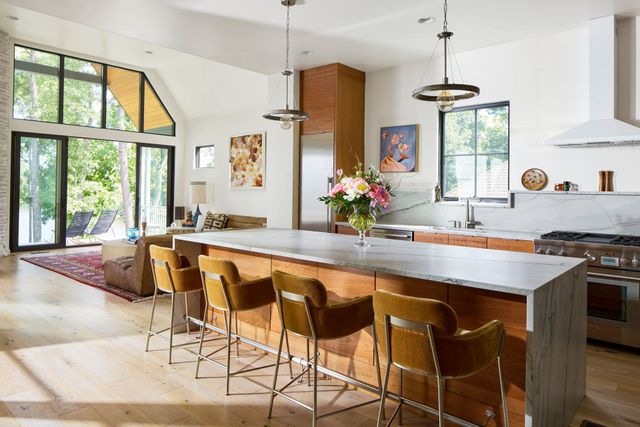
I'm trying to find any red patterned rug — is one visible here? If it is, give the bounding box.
[22,251,149,302]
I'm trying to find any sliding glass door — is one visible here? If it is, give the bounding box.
[10,134,65,250]
[137,145,172,235]
[10,132,174,251]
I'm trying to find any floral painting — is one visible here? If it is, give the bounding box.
[229,132,265,189]
[379,124,418,173]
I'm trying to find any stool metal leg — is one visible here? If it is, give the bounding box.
[399,368,403,425]
[284,330,293,379]
[312,338,319,427]
[184,293,191,335]
[372,324,385,421]
[145,287,158,352]
[377,361,391,427]
[436,376,445,427]
[234,312,240,356]
[268,328,285,419]
[498,354,510,427]
[225,310,232,395]
[168,292,176,364]
[306,338,311,385]
[195,308,208,379]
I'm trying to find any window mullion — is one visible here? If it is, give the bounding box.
[101,64,107,129]
[58,55,64,124]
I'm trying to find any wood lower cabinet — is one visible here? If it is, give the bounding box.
[487,237,535,253]
[335,224,370,236]
[448,234,488,248]
[414,231,449,245]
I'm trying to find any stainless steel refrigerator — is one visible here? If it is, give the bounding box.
[300,133,334,232]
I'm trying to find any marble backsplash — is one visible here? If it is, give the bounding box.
[379,191,640,235]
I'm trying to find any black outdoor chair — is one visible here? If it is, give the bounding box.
[66,211,94,240]
[86,209,118,240]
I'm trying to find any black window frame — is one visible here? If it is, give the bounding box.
[9,130,175,252]
[194,144,215,169]
[12,44,176,137]
[439,101,510,204]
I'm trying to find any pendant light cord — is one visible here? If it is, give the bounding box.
[285,4,290,72]
[443,0,448,32]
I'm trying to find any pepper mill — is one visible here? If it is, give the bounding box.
[598,171,614,192]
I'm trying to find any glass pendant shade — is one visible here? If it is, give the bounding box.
[263,0,310,127]
[412,0,479,110]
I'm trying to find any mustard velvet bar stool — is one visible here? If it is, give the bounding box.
[145,245,202,364]
[268,270,382,427]
[195,255,293,395]
[373,290,509,427]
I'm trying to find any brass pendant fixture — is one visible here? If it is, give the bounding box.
[263,0,309,129]
[412,0,479,112]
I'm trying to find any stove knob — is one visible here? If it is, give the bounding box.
[632,256,639,268]
[536,248,546,255]
[546,249,556,256]
[620,257,630,266]
[558,249,567,257]
[583,251,596,262]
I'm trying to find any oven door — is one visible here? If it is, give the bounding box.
[587,268,640,347]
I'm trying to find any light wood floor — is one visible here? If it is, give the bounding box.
[1,249,639,427]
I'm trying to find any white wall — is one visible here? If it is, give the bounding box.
[365,19,640,193]
[182,73,299,228]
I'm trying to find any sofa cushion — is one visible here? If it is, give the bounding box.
[203,212,228,230]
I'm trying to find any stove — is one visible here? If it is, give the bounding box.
[535,231,640,348]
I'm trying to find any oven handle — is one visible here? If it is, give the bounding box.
[588,271,640,283]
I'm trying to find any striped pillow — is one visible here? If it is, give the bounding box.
[203,212,228,230]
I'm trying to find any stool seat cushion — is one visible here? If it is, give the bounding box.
[272,270,374,340]
[150,246,201,293]
[373,289,504,379]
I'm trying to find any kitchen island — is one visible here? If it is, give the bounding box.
[174,229,586,427]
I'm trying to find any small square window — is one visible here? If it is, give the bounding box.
[195,145,215,168]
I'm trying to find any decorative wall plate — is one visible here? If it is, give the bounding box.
[521,168,548,191]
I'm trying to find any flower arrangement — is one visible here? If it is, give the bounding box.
[319,163,393,247]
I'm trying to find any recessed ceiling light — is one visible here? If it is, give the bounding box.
[301,50,314,56]
[7,15,18,21]
[417,17,435,24]
[145,50,153,54]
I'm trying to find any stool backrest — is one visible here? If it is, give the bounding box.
[198,255,241,310]
[149,245,182,293]
[272,270,328,338]
[373,290,458,376]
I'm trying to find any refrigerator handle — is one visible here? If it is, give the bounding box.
[326,176,334,233]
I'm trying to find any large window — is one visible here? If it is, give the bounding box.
[440,102,510,202]
[13,45,175,136]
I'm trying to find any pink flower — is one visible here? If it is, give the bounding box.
[368,184,390,209]
[328,184,346,197]
[336,169,343,177]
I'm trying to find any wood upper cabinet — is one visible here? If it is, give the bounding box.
[300,63,365,176]
[487,238,535,253]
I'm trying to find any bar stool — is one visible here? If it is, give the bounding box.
[268,270,382,427]
[195,255,293,395]
[373,289,509,427]
[145,245,202,364]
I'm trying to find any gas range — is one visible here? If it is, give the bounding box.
[535,230,640,348]
[534,231,640,271]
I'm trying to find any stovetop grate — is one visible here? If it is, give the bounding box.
[539,231,586,241]
[539,231,640,247]
[610,235,640,247]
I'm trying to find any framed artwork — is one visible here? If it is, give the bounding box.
[194,145,215,168]
[379,124,418,173]
[229,131,265,189]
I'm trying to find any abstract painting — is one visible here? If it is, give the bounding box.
[229,132,265,189]
[379,124,418,173]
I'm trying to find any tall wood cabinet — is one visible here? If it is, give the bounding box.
[300,63,366,175]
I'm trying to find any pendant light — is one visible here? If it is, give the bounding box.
[412,0,479,112]
[263,0,309,129]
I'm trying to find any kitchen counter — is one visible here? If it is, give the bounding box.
[176,228,579,296]
[337,221,540,241]
[174,228,586,427]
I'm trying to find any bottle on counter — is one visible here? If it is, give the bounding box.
[432,183,441,203]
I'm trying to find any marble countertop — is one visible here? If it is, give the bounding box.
[175,229,584,296]
[337,221,540,241]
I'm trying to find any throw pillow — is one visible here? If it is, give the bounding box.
[203,212,228,230]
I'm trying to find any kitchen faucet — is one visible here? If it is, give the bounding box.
[464,198,481,229]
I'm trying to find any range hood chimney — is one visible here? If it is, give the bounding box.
[546,16,640,147]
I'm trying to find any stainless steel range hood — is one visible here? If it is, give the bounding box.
[546,16,640,147]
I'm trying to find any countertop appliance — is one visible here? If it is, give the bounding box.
[535,231,640,348]
[299,133,334,233]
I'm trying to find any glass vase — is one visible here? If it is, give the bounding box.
[347,205,376,247]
